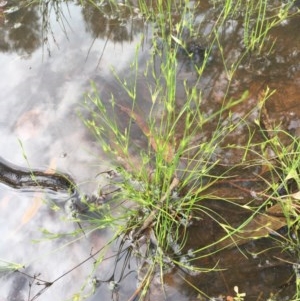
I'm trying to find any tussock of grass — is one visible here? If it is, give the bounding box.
[81,2,259,298]
[80,0,300,300]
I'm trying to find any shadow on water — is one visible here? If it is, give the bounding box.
[1,1,300,301]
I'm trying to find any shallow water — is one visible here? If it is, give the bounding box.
[0,2,146,300]
[1,1,300,301]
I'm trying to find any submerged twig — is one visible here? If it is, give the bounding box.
[117,103,175,162]
[132,177,179,239]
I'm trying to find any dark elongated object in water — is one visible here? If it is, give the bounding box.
[0,157,76,193]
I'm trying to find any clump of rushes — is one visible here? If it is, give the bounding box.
[81,0,300,299]
[82,0,251,296]
[83,69,248,299]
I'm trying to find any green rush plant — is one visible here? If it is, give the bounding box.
[83,72,249,299]
[242,0,297,55]
[77,2,297,301]
[81,3,252,298]
[210,0,299,55]
[242,88,300,301]
[79,2,300,299]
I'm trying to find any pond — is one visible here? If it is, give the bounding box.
[1,1,300,301]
